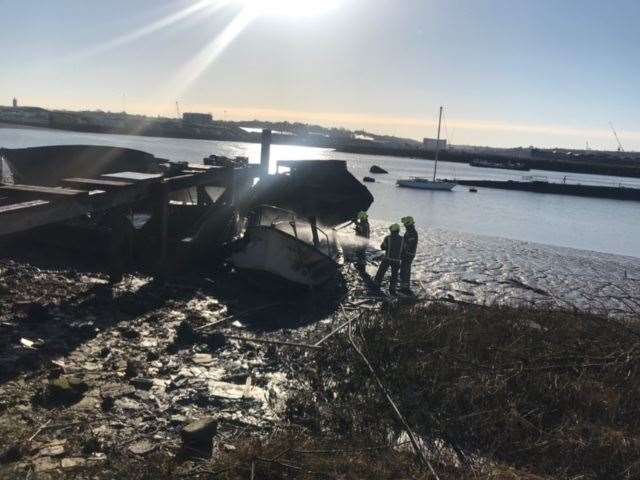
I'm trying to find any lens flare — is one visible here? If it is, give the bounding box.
[236,0,340,17]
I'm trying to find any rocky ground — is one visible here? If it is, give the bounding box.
[1,227,639,478]
[0,240,367,478]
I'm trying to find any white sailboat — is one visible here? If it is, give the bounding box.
[397,106,456,191]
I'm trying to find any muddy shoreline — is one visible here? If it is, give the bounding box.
[1,228,639,477]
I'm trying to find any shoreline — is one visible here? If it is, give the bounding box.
[338,144,640,179]
[0,240,638,478]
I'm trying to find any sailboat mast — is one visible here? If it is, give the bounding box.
[433,106,443,181]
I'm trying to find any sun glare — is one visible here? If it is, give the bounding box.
[236,0,340,17]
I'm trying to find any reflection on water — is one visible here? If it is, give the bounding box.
[1,126,639,258]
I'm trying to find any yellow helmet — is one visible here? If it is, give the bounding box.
[401,216,415,226]
[357,211,369,221]
[389,223,400,232]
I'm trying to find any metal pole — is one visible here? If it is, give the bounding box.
[260,129,271,179]
[433,106,443,182]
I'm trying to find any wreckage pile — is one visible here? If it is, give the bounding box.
[0,245,365,478]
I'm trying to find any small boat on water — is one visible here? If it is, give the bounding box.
[231,206,340,288]
[397,106,456,192]
[470,159,529,171]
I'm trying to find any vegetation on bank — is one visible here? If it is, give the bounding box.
[222,302,639,480]
[2,302,639,479]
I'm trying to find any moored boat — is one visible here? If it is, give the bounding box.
[397,177,456,190]
[470,159,530,171]
[397,106,456,191]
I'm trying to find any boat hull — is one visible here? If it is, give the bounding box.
[397,179,456,191]
[1,145,161,186]
[231,226,338,288]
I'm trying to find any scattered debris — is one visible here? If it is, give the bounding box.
[128,440,155,456]
[20,337,46,349]
[181,417,218,452]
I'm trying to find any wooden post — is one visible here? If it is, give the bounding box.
[156,181,169,283]
[196,185,211,206]
[260,129,271,179]
[309,216,320,248]
[230,168,238,206]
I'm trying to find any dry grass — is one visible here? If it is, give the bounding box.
[273,302,640,479]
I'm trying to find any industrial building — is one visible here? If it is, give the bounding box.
[183,112,213,125]
[423,137,447,150]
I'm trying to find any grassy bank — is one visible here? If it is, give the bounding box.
[2,302,639,479]
[214,302,640,479]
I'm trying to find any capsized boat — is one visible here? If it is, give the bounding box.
[241,159,373,226]
[231,206,340,288]
[0,145,162,186]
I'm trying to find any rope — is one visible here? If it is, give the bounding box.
[347,321,441,479]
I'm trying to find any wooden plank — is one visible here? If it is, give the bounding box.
[61,177,134,190]
[0,183,89,199]
[187,163,214,171]
[101,172,164,183]
[0,200,50,215]
[0,200,89,237]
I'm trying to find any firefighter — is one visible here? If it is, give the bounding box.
[400,216,418,293]
[373,223,403,294]
[354,211,370,239]
[354,211,370,269]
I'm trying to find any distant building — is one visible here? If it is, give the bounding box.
[183,112,213,125]
[12,98,17,108]
[0,106,49,126]
[423,137,447,150]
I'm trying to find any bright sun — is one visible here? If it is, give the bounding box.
[236,0,340,17]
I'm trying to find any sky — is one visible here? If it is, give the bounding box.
[1,0,640,150]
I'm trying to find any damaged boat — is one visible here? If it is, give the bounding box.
[231,159,373,288]
[231,206,340,288]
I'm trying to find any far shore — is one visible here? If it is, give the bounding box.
[3,120,640,180]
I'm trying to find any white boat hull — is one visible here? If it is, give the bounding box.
[231,226,338,288]
[397,179,456,191]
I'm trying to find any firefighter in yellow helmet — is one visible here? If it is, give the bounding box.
[354,211,370,238]
[374,223,403,294]
[400,216,418,293]
[353,211,370,269]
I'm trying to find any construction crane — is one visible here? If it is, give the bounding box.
[609,122,624,152]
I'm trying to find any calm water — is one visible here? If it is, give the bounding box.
[2,125,640,258]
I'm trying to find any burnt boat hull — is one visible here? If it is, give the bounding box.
[1,145,161,186]
[241,160,373,226]
[231,226,338,288]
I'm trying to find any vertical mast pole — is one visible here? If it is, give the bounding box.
[433,106,443,181]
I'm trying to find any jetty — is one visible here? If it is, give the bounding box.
[451,178,640,201]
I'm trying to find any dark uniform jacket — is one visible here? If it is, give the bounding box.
[355,220,370,238]
[381,232,403,262]
[402,225,418,259]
